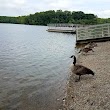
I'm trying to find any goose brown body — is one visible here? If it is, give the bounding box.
[79,47,94,53]
[85,42,97,49]
[70,55,94,81]
[71,64,94,76]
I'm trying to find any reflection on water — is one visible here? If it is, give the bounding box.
[0,23,76,110]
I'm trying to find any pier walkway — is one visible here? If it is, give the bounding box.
[47,23,86,33]
[47,23,110,44]
[76,23,110,44]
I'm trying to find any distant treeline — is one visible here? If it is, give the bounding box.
[0,10,110,25]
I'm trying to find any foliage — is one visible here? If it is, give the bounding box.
[0,10,109,25]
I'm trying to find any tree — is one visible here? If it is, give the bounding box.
[0,10,103,25]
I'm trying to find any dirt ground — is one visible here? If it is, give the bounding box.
[64,41,110,110]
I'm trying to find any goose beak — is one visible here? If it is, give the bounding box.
[70,55,74,58]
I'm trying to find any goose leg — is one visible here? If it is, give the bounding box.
[92,49,94,52]
[75,75,81,82]
[78,75,81,81]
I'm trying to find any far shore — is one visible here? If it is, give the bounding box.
[64,41,110,110]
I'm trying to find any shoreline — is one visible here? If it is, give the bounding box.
[64,41,110,110]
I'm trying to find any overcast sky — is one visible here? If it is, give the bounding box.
[0,0,110,18]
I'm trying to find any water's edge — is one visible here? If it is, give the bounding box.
[0,23,76,110]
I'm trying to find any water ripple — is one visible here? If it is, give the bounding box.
[0,23,76,110]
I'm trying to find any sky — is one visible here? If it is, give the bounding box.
[0,0,110,18]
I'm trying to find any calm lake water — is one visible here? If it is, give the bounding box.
[0,23,76,110]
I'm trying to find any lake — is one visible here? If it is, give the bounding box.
[0,23,76,110]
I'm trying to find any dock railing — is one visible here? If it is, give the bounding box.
[47,23,86,33]
[76,23,110,42]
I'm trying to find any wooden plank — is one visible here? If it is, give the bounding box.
[76,37,110,44]
[47,29,76,33]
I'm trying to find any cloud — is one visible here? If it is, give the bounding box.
[0,0,26,8]
[0,0,110,18]
[96,10,110,18]
[0,0,27,16]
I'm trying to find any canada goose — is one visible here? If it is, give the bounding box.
[70,55,94,82]
[79,47,94,54]
[85,42,97,49]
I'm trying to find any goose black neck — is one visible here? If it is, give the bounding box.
[73,62,75,66]
[73,56,76,65]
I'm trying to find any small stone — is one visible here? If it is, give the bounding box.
[63,98,65,101]
[91,102,94,106]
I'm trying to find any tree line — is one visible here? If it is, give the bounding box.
[0,10,110,25]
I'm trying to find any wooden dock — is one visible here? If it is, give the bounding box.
[47,23,110,44]
[76,23,110,44]
[47,23,86,33]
